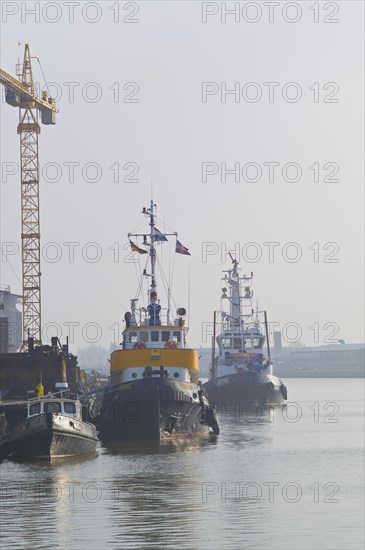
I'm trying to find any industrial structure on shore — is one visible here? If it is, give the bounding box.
[0,44,82,401]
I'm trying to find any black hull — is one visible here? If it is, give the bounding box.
[9,429,97,460]
[97,378,212,442]
[8,411,98,460]
[0,439,10,460]
[0,413,9,460]
[203,372,287,410]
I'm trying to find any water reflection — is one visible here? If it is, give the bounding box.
[1,381,363,550]
[101,434,219,456]
[217,407,276,448]
[103,435,267,549]
[6,450,98,465]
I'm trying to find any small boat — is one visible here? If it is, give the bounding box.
[7,390,98,460]
[203,255,287,409]
[96,201,219,441]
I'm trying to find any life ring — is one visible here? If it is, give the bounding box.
[164,341,178,349]
[133,342,146,350]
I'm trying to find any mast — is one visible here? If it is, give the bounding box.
[128,202,177,325]
[211,310,217,379]
[264,310,271,362]
[229,258,240,327]
[221,255,255,333]
[148,199,157,299]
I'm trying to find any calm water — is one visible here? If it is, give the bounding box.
[1,378,364,550]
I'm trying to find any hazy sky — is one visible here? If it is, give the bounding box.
[1,1,364,352]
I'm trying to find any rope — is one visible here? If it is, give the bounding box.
[33,56,51,96]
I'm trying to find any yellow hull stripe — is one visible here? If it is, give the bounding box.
[110,348,199,372]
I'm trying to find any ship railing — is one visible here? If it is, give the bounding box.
[221,316,262,328]
[135,306,185,328]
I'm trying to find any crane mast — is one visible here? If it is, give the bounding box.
[0,44,58,347]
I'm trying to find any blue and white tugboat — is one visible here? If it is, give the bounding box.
[203,256,287,409]
[97,201,219,442]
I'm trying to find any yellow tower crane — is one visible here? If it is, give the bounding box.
[0,43,58,347]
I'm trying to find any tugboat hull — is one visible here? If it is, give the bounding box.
[8,414,98,460]
[203,372,287,410]
[97,378,213,442]
[0,413,10,460]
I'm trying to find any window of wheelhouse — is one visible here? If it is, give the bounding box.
[29,403,41,416]
[44,402,61,414]
[151,331,159,342]
[129,332,137,343]
[64,402,76,415]
[222,337,232,349]
[140,331,148,343]
[244,338,261,349]
[162,331,170,342]
[172,331,181,343]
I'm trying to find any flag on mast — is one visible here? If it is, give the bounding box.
[129,239,147,254]
[175,240,191,256]
[153,227,168,242]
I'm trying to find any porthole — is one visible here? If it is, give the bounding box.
[174,372,179,378]
[132,372,137,379]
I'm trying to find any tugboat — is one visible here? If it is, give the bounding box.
[97,201,219,441]
[203,255,287,409]
[7,384,98,460]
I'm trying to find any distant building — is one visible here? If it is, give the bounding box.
[273,331,282,352]
[273,343,365,377]
[76,345,110,372]
[0,286,22,353]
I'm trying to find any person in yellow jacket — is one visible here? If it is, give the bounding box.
[36,382,44,399]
